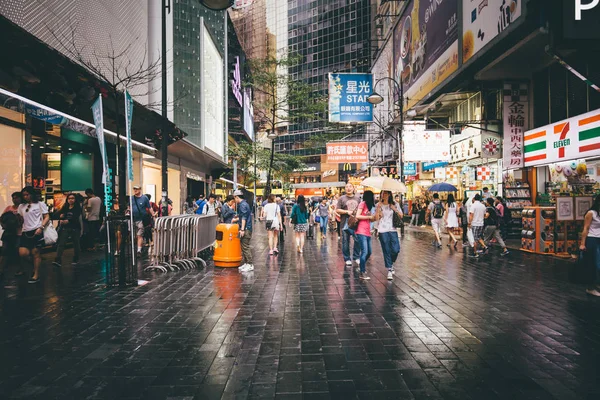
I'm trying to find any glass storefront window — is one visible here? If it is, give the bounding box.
[0,121,24,217]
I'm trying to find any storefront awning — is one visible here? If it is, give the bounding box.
[0,15,186,151]
[292,182,347,189]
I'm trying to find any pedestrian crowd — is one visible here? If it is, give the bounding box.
[0,186,104,283]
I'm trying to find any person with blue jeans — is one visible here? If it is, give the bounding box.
[234,190,254,272]
[318,198,329,239]
[375,190,403,280]
[336,183,362,266]
[580,196,600,297]
[355,190,375,280]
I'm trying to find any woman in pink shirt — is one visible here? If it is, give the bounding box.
[355,190,376,280]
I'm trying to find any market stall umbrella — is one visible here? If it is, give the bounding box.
[427,182,458,192]
[360,176,407,193]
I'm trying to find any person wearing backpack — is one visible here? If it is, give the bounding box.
[483,197,510,256]
[495,196,510,239]
[427,193,445,248]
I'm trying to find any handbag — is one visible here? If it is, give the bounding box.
[466,228,475,247]
[347,207,359,231]
[266,220,273,230]
[37,203,58,245]
[392,209,403,228]
[315,215,321,223]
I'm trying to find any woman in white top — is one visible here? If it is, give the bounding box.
[445,193,459,248]
[580,196,600,297]
[18,186,50,284]
[261,194,282,256]
[374,190,403,281]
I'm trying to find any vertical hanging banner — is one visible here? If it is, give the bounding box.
[91,95,109,186]
[125,91,134,181]
[502,82,528,170]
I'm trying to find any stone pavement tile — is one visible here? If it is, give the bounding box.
[2,227,600,399]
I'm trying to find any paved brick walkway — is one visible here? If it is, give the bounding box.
[1,225,599,399]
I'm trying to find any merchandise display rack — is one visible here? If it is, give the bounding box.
[504,186,532,238]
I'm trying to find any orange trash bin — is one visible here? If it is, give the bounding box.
[213,223,243,268]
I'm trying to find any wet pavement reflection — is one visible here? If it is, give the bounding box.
[1,226,599,399]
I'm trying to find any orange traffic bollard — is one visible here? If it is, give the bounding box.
[213,223,243,268]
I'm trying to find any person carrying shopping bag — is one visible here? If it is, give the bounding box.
[261,194,282,255]
[375,190,403,281]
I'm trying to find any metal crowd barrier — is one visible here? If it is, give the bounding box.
[145,214,219,273]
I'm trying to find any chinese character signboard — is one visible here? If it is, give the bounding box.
[393,0,459,110]
[24,104,67,125]
[328,73,373,123]
[422,161,449,171]
[326,142,369,163]
[463,0,522,63]
[403,162,417,176]
[503,82,528,170]
[523,107,600,167]
[403,122,451,162]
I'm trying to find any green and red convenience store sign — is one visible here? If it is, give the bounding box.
[523,109,600,167]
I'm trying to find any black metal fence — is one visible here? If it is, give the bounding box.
[104,215,137,287]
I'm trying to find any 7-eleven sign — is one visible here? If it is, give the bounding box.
[524,108,600,167]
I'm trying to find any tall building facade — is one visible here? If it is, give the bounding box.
[276,0,372,161]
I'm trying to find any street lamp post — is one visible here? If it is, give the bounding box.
[367,77,404,183]
[265,130,277,197]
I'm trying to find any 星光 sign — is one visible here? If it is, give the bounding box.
[328,73,373,123]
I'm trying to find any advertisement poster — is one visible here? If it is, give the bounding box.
[328,73,374,123]
[463,0,522,63]
[326,142,369,164]
[403,130,451,162]
[393,0,459,109]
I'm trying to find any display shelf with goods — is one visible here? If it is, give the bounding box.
[504,185,532,238]
[520,206,556,254]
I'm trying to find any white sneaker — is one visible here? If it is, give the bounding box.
[387,271,393,280]
[354,259,360,265]
[586,289,600,297]
[391,268,396,275]
[345,260,352,266]
[239,264,254,272]
[238,263,249,271]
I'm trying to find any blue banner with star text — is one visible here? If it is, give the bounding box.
[328,73,373,123]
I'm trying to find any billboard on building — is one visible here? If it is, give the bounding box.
[523,108,600,167]
[403,122,450,162]
[328,73,374,123]
[462,0,522,63]
[326,142,369,164]
[243,88,254,141]
[393,0,459,110]
[202,23,225,158]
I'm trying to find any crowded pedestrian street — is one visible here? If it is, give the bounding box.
[1,225,599,400]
